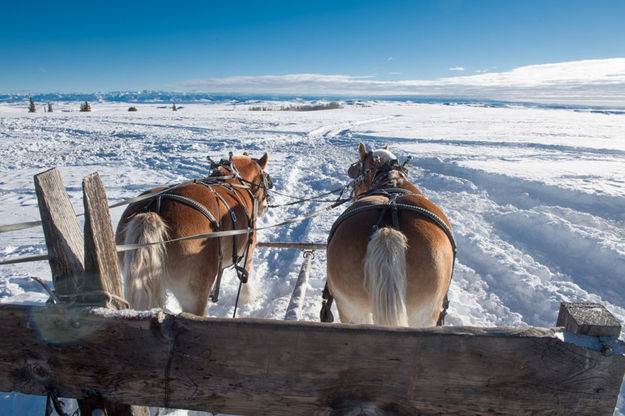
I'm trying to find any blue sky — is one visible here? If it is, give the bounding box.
[1,0,624,97]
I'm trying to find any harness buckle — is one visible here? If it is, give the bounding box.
[234,264,249,284]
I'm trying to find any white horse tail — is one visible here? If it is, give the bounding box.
[121,212,169,310]
[364,227,408,326]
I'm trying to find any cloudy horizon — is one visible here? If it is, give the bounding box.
[173,58,625,105]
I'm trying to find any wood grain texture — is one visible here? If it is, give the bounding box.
[557,302,622,337]
[0,304,623,415]
[33,168,84,296]
[82,172,125,307]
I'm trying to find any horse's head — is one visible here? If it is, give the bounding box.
[231,152,273,216]
[348,142,405,195]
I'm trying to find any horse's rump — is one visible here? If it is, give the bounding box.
[327,193,454,327]
[115,152,271,315]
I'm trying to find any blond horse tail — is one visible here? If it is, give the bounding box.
[364,227,408,326]
[121,212,169,310]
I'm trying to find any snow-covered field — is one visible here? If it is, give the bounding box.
[0,99,623,415]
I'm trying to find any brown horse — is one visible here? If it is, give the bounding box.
[326,143,456,327]
[115,152,272,315]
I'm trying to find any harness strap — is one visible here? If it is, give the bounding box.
[361,187,415,198]
[328,200,456,252]
[133,170,261,305]
[214,184,252,284]
[207,187,225,302]
[324,193,457,326]
[319,282,335,323]
[152,193,219,228]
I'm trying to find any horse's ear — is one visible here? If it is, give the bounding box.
[243,151,249,156]
[258,152,268,169]
[358,142,367,161]
[384,144,389,150]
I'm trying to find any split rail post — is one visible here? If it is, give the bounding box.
[256,242,326,322]
[556,302,622,337]
[284,250,315,321]
[34,168,149,416]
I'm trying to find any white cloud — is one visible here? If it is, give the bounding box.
[387,57,393,61]
[448,67,465,71]
[176,58,625,105]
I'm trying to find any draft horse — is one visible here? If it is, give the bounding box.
[115,152,273,315]
[325,143,456,327]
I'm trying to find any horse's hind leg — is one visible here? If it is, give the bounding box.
[237,253,257,304]
[166,261,218,316]
[334,295,373,325]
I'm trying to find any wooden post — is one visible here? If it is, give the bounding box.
[34,168,147,416]
[79,172,149,416]
[557,302,622,337]
[82,172,126,309]
[34,168,85,297]
[284,250,314,320]
[0,306,623,415]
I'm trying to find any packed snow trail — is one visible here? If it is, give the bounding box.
[0,100,623,415]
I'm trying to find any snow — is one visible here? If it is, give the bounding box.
[0,99,623,415]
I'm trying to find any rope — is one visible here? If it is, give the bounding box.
[28,276,60,304]
[0,253,48,265]
[0,177,331,234]
[0,180,200,234]
[116,197,349,252]
[0,197,350,266]
[0,220,43,233]
[56,290,131,309]
[267,185,347,208]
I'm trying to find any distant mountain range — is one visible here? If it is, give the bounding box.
[1,91,623,113]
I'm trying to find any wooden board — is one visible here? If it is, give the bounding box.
[0,304,623,415]
[557,302,622,337]
[34,168,85,296]
[82,172,126,308]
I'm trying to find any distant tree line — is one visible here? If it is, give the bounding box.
[28,97,96,113]
[28,97,54,113]
[249,102,341,112]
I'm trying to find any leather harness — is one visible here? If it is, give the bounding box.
[321,161,457,326]
[132,159,270,303]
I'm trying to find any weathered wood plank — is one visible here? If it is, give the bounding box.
[33,168,85,296]
[82,172,126,309]
[284,250,314,320]
[81,172,146,415]
[557,302,622,337]
[0,304,623,416]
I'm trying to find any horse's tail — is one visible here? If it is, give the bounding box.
[121,212,169,310]
[364,227,408,326]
